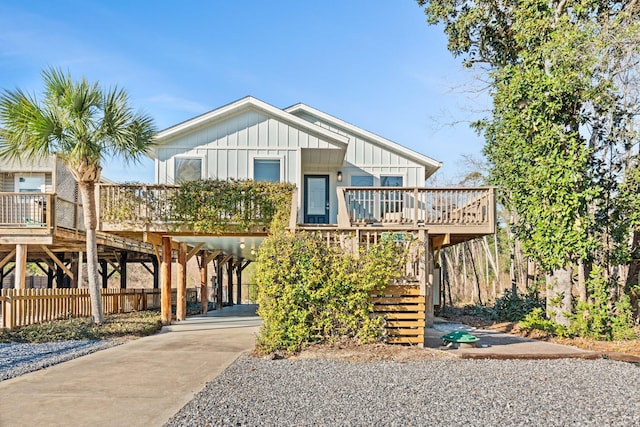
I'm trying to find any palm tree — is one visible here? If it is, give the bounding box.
[0,67,155,324]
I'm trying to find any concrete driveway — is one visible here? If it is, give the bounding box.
[0,305,261,427]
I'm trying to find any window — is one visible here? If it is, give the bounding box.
[175,158,202,184]
[15,174,45,193]
[254,159,281,182]
[350,175,374,186]
[380,175,403,187]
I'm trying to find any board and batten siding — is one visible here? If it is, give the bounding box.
[293,112,426,187]
[156,110,338,185]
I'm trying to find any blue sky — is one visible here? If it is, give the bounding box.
[0,0,489,184]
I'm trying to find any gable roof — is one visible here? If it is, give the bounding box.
[152,96,349,151]
[285,103,442,179]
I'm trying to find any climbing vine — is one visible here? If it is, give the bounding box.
[170,179,295,234]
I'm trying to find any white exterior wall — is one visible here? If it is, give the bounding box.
[155,103,433,224]
[156,110,339,187]
[294,112,426,187]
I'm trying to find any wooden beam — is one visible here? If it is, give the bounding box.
[186,243,204,262]
[176,242,187,321]
[143,231,163,246]
[0,236,52,244]
[0,249,17,270]
[432,234,451,250]
[220,253,234,266]
[41,245,74,280]
[161,236,172,325]
[203,249,222,266]
[107,259,121,275]
[153,244,161,265]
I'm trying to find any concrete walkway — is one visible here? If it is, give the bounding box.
[0,305,261,427]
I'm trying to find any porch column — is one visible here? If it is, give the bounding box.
[119,251,128,289]
[15,244,27,290]
[150,254,159,289]
[235,259,242,305]
[216,255,223,310]
[70,253,79,288]
[226,257,234,306]
[99,259,108,289]
[161,236,172,325]
[176,242,187,321]
[200,250,208,314]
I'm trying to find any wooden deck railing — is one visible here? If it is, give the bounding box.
[0,193,52,228]
[0,288,168,329]
[98,183,293,232]
[0,192,84,232]
[99,184,180,225]
[337,187,495,229]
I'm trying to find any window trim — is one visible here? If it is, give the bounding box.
[174,155,205,184]
[379,174,405,187]
[15,173,46,193]
[251,155,284,182]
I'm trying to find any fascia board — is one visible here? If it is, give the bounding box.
[152,96,349,152]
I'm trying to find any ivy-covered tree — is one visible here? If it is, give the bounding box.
[418,0,639,325]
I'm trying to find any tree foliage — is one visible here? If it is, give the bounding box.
[0,67,155,323]
[419,0,640,331]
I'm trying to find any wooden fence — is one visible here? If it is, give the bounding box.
[0,288,194,330]
[372,284,426,345]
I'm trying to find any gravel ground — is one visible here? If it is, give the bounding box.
[0,340,117,381]
[166,356,640,427]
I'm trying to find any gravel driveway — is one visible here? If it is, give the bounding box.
[166,356,640,427]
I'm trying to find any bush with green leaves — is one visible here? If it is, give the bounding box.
[519,307,565,336]
[518,266,637,341]
[492,288,545,322]
[255,231,406,353]
[567,266,636,341]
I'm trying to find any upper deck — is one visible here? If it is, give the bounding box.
[95,184,496,247]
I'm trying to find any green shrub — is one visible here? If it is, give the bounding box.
[255,231,406,353]
[519,307,564,335]
[567,266,637,341]
[492,288,545,322]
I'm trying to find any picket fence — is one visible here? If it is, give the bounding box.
[0,288,195,330]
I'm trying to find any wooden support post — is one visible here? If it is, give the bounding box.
[418,230,434,347]
[150,254,159,289]
[78,252,84,288]
[216,255,223,310]
[47,264,54,289]
[200,250,208,314]
[226,257,234,306]
[161,236,172,325]
[99,260,108,289]
[235,260,242,305]
[70,253,79,288]
[176,242,187,321]
[119,251,128,289]
[15,244,27,290]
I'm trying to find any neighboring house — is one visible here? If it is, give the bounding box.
[151,96,442,225]
[0,154,153,290]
